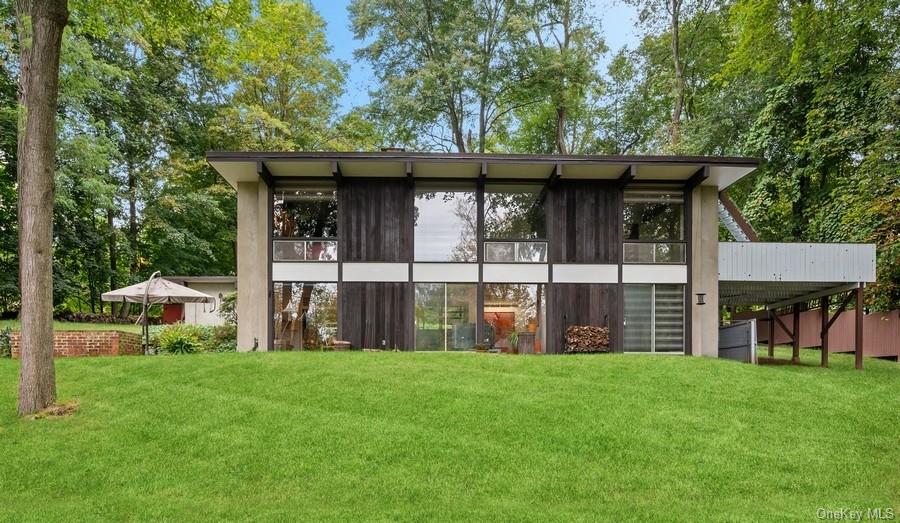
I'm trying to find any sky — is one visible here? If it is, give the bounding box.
[312,0,642,112]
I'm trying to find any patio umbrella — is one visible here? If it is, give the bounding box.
[101,271,216,353]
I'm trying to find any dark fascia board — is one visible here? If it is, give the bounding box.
[207,150,760,167]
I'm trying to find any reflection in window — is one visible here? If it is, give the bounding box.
[484,185,546,239]
[483,284,545,354]
[623,242,685,264]
[414,190,477,261]
[414,283,477,351]
[623,190,684,241]
[274,187,337,238]
[273,283,337,350]
[624,284,684,353]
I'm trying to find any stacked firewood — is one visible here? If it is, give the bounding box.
[564,325,610,353]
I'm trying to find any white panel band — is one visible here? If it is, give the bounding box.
[342,262,409,282]
[482,264,549,283]
[413,263,478,282]
[272,262,338,282]
[552,264,618,283]
[622,264,687,284]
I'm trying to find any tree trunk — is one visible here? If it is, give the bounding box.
[556,105,568,154]
[669,0,684,147]
[16,0,68,416]
[107,207,118,316]
[127,162,138,273]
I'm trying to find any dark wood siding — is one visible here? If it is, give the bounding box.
[548,181,620,264]
[546,284,619,353]
[339,282,413,350]
[338,179,413,262]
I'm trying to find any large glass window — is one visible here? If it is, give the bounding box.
[414,283,477,351]
[484,185,546,239]
[483,284,546,354]
[274,187,337,238]
[624,284,684,353]
[414,190,477,262]
[274,187,338,262]
[273,283,337,350]
[623,189,685,264]
[623,190,683,241]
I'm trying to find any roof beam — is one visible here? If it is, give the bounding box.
[616,165,635,189]
[478,162,487,185]
[685,166,709,191]
[256,161,274,187]
[766,282,860,311]
[331,161,342,183]
[548,163,561,188]
[719,190,759,241]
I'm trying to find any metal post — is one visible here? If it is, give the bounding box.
[855,285,864,370]
[767,310,775,358]
[820,295,829,368]
[792,303,801,364]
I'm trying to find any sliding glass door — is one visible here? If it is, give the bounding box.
[414,283,477,351]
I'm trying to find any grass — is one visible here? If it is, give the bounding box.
[0,320,142,334]
[0,348,897,522]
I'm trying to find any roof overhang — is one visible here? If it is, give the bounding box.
[206,151,759,190]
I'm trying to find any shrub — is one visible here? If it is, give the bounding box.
[219,292,237,325]
[151,323,237,354]
[0,327,11,358]
[208,324,237,352]
[157,324,206,354]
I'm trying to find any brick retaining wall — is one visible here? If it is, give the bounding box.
[11,331,143,358]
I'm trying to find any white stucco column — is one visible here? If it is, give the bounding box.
[691,185,720,357]
[236,181,270,351]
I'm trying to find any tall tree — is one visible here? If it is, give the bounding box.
[351,0,528,152]
[626,0,718,149]
[523,0,605,154]
[15,0,69,415]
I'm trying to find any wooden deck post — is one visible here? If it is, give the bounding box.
[820,295,829,368]
[855,286,864,370]
[767,310,775,358]
[792,303,801,364]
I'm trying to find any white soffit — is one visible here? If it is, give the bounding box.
[553,264,618,283]
[413,162,482,178]
[634,164,698,181]
[272,262,338,282]
[483,264,549,283]
[562,163,628,179]
[622,264,688,284]
[705,165,757,190]
[342,262,409,282]
[338,161,406,177]
[413,263,479,282]
[266,160,332,177]
[208,160,258,188]
[487,163,555,179]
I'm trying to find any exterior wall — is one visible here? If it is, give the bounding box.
[262,175,693,354]
[547,284,619,353]
[11,331,142,357]
[183,281,236,326]
[690,185,719,357]
[236,181,270,351]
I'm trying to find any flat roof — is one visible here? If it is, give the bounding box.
[206,151,759,190]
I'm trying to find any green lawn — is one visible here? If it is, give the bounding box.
[0,348,897,522]
[0,320,142,334]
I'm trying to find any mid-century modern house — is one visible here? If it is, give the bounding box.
[207,151,876,362]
